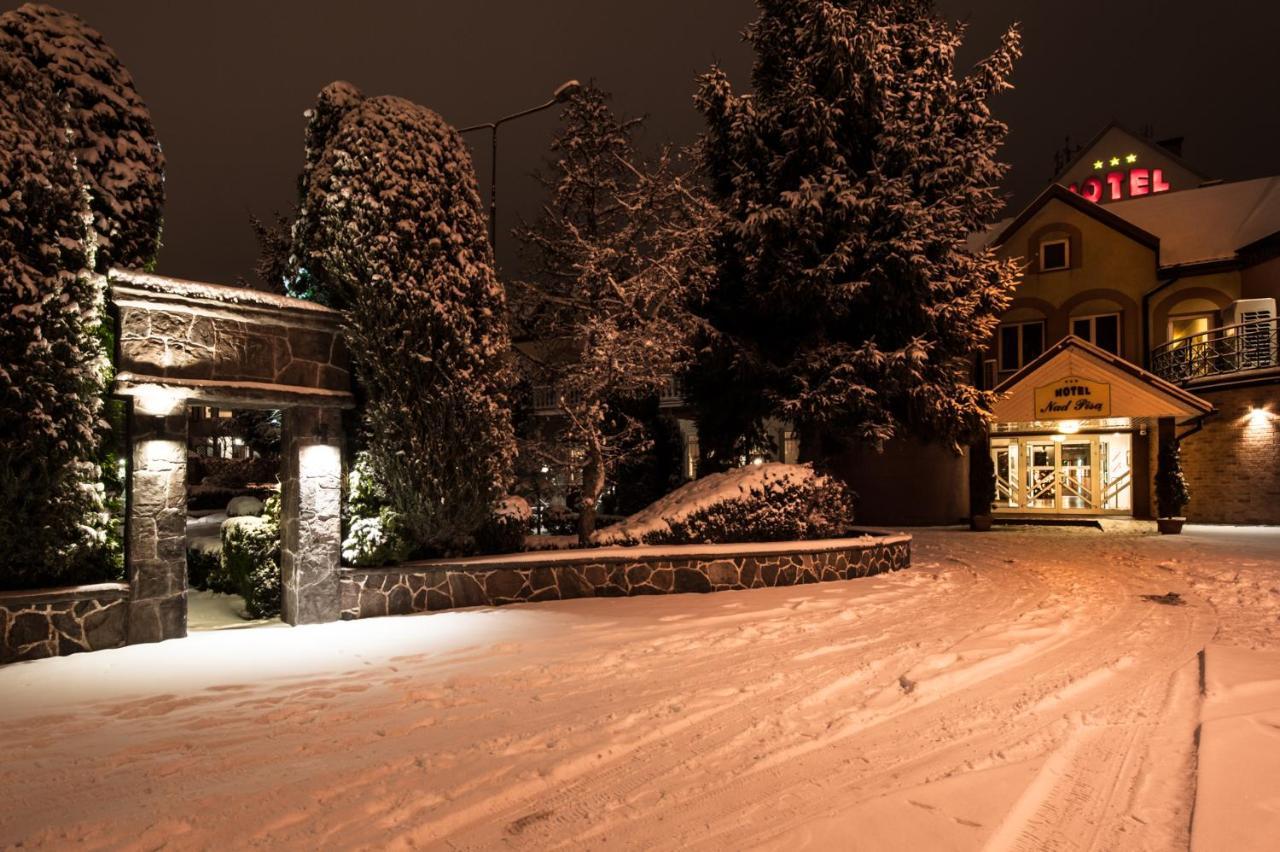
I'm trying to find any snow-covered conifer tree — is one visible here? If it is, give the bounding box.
[1,3,165,272]
[0,51,109,586]
[692,0,1022,464]
[514,85,712,544]
[293,83,514,551]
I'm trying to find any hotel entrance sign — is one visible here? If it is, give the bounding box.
[1034,376,1112,419]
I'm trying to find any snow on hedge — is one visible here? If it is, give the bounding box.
[1,3,165,271]
[596,463,856,546]
[292,82,514,551]
[0,47,109,586]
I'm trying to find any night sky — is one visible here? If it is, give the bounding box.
[25,0,1280,285]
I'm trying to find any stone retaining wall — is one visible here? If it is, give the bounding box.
[0,584,130,663]
[339,535,911,620]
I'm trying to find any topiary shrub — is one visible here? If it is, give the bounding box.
[219,495,281,618]
[474,496,530,555]
[292,82,514,554]
[1,3,165,273]
[1156,437,1190,519]
[598,463,857,546]
[0,48,111,589]
[969,439,997,518]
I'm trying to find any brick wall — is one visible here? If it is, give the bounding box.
[1180,385,1280,524]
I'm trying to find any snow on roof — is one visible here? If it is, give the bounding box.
[977,177,1280,267]
[1104,176,1280,268]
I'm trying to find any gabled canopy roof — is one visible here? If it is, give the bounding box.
[992,336,1213,425]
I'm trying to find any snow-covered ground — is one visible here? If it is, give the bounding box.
[1,525,1277,850]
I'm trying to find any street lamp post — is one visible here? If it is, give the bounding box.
[460,79,581,254]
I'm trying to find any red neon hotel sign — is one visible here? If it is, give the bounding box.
[1067,154,1170,203]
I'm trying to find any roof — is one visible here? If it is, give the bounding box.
[975,176,1280,270]
[987,184,1160,251]
[1104,176,1280,268]
[1053,120,1210,184]
[992,335,1214,424]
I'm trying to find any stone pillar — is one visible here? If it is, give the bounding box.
[127,405,188,644]
[280,406,343,625]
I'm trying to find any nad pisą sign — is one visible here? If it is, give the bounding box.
[1034,376,1112,419]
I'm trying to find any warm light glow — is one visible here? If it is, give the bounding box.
[1050,434,1067,443]
[751,456,764,465]
[1109,156,1121,167]
[1246,406,1273,429]
[131,384,185,416]
[1057,420,1081,435]
[539,465,549,474]
[1125,153,1138,164]
[1092,159,1104,170]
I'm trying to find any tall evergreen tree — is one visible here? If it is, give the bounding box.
[292,82,514,552]
[692,0,1022,465]
[514,85,712,544]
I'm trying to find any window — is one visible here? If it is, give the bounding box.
[982,359,998,390]
[999,321,1045,372]
[1168,313,1213,347]
[1071,313,1121,355]
[1039,238,1070,271]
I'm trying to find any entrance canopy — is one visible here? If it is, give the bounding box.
[992,335,1212,433]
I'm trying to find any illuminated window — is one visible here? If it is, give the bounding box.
[999,321,1045,372]
[1168,313,1213,346]
[1039,238,1070,271]
[1071,313,1121,355]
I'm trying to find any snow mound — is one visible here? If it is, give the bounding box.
[226,496,265,518]
[596,463,854,545]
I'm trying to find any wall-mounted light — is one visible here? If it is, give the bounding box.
[1247,406,1273,429]
[131,383,185,417]
[1058,420,1081,435]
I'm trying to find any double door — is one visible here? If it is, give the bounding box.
[993,436,1115,514]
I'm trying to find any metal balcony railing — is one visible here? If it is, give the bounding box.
[1150,317,1278,384]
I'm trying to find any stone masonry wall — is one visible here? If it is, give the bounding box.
[113,277,350,394]
[340,537,911,621]
[0,584,129,663]
[127,409,188,643]
[280,407,344,625]
[1181,384,1280,524]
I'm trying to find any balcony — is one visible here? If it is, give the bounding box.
[1150,316,1279,386]
[531,375,686,415]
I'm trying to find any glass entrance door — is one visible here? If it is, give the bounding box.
[1024,441,1058,509]
[1058,440,1095,510]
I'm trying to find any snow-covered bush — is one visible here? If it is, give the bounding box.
[219,495,281,618]
[185,544,232,595]
[1,3,165,272]
[292,82,514,552]
[0,49,112,589]
[597,464,856,546]
[474,495,530,555]
[341,452,411,567]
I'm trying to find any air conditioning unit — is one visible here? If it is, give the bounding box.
[1221,298,1277,369]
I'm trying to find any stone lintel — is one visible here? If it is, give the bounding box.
[116,373,355,410]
